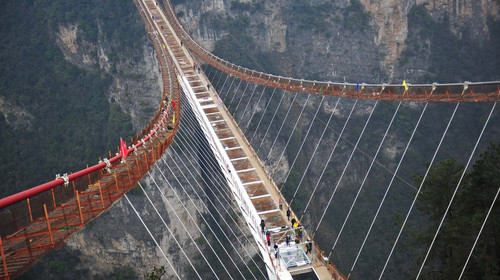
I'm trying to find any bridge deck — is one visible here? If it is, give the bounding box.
[140,0,344,279]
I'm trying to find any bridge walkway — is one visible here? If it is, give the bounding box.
[141,0,344,279]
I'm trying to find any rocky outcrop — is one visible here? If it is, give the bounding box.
[55,23,162,131]
[0,96,33,129]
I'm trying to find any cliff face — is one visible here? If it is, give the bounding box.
[55,22,161,131]
[174,0,499,82]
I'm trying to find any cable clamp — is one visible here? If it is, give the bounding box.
[430,82,438,96]
[462,81,470,96]
[101,158,112,174]
[62,173,69,187]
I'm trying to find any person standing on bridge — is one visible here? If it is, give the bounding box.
[287,208,291,221]
[279,198,283,210]
[305,240,312,254]
[260,219,265,234]
[266,231,271,247]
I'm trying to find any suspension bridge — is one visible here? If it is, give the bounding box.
[1,0,499,279]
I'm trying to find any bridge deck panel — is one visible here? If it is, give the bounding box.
[221,138,241,149]
[245,183,268,197]
[232,159,253,170]
[236,170,260,182]
[252,197,277,212]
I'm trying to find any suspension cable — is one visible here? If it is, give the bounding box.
[150,169,237,279]
[124,194,181,280]
[228,79,244,107]
[244,86,268,133]
[218,75,230,97]
[348,103,428,277]
[378,103,460,280]
[137,182,204,280]
[172,119,269,272]
[290,97,341,205]
[329,102,401,255]
[223,77,237,102]
[266,92,299,161]
[257,90,287,152]
[459,186,500,280]
[416,102,496,279]
[167,104,267,277]
[313,100,378,234]
[233,82,251,115]
[158,160,254,280]
[168,147,268,279]
[214,70,226,90]
[271,94,311,176]
[282,96,325,184]
[250,88,278,143]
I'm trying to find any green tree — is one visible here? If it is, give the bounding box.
[412,143,500,279]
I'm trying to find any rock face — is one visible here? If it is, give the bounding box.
[55,22,161,131]
[174,0,499,83]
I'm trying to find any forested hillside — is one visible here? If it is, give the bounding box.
[0,0,158,198]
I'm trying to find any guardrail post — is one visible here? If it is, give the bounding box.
[51,188,57,208]
[113,173,120,195]
[97,181,105,209]
[75,192,84,226]
[0,235,9,280]
[43,204,54,246]
[27,198,33,222]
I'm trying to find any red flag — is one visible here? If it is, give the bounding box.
[120,137,128,158]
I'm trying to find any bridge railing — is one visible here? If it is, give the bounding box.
[160,0,500,102]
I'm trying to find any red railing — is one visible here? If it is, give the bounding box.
[0,0,181,278]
